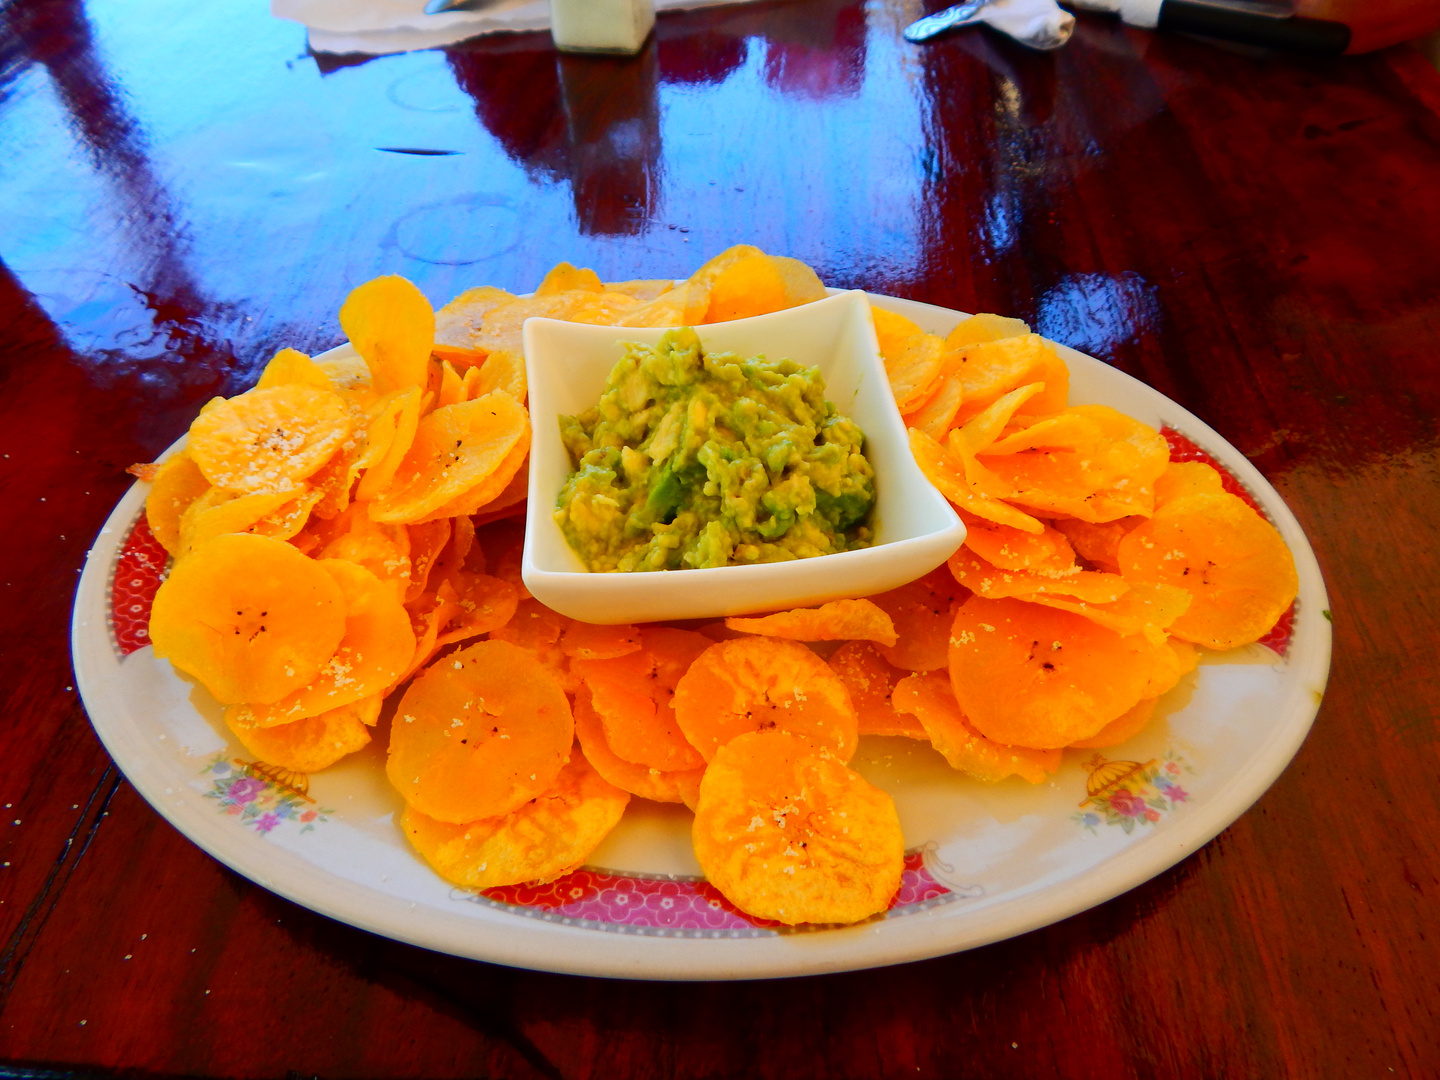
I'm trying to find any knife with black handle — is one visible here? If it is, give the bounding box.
[1071,0,1351,56]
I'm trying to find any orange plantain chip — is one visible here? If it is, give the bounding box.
[177,486,326,557]
[149,533,347,705]
[948,594,1170,748]
[1116,492,1298,651]
[703,253,827,323]
[561,621,643,660]
[1154,461,1226,507]
[434,285,517,356]
[724,599,898,647]
[411,433,530,523]
[1050,516,1141,574]
[573,687,702,804]
[432,572,520,650]
[903,373,964,441]
[144,452,210,557]
[604,278,676,302]
[401,754,628,889]
[892,671,1060,783]
[473,292,612,355]
[405,517,452,604]
[340,275,435,396]
[354,387,425,503]
[386,638,575,823]
[370,392,531,525]
[255,347,333,392]
[949,334,1069,426]
[948,544,1130,604]
[489,596,576,693]
[865,565,966,672]
[942,312,1030,351]
[317,504,412,601]
[828,640,925,739]
[436,360,466,408]
[571,627,709,772]
[225,695,378,773]
[959,510,1077,574]
[673,637,859,763]
[1068,696,1157,749]
[691,730,904,926]
[909,428,1044,534]
[188,385,355,495]
[239,559,416,727]
[536,261,604,295]
[882,330,946,413]
[471,349,527,404]
[1024,580,1192,640]
[955,383,1046,454]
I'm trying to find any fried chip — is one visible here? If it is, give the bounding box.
[703,253,827,323]
[255,347,333,392]
[431,571,520,650]
[691,730,903,925]
[950,334,1068,425]
[948,595,1169,748]
[536,261,604,295]
[560,621,643,660]
[959,511,1077,575]
[401,754,628,889]
[573,687,702,804]
[188,385,355,495]
[892,671,1060,782]
[370,392,531,525]
[908,428,1045,534]
[317,504,412,601]
[903,373,964,441]
[144,451,210,557]
[1050,516,1141,574]
[724,599,897,647]
[434,285,516,357]
[488,596,576,693]
[1154,461,1226,507]
[410,433,530,523]
[864,565,966,672]
[571,627,709,772]
[948,544,1129,604]
[827,640,925,738]
[1067,696,1157,750]
[225,695,378,773]
[149,533,347,705]
[882,330,946,413]
[239,559,416,727]
[1116,492,1298,651]
[942,312,1029,350]
[340,275,435,395]
[1024,580,1192,640]
[386,638,575,823]
[353,387,424,503]
[955,383,1046,454]
[470,349,527,404]
[673,637,858,762]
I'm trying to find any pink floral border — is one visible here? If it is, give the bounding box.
[464,850,957,937]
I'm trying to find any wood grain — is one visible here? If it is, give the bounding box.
[1,0,1438,1075]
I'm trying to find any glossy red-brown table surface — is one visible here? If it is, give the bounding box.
[3,0,1439,1075]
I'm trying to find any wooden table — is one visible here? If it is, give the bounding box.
[3,0,1438,1074]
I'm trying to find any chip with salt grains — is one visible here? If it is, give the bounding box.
[401,754,629,890]
[188,385,355,495]
[892,670,1060,783]
[724,599,898,647]
[691,730,904,926]
[573,688,703,804]
[225,695,379,774]
[827,640,925,739]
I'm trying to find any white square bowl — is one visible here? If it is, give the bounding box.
[521,289,964,624]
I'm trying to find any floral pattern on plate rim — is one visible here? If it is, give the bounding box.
[202,755,330,835]
[1073,748,1196,834]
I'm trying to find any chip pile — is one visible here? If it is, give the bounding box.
[138,246,1299,928]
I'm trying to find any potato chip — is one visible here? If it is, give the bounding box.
[573,687,701,804]
[1067,696,1156,750]
[948,594,1169,748]
[948,544,1130,604]
[340,275,435,395]
[225,695,378,773]
[691,730,903,925]
[1116,492,1298,650]
[255,347,333,392]
[673,637,858,762]
[434,285,516,357]
[942,312,1029,351]
[561,621,643,660]
[489,596,576,693]
[387,638,575,823]
[864,565,966,672]
[401,754,628,889]
[572,627,709,772]
[959,511,1077,575]
[892,671,1059,783]
[827,640,925,738]
[703,253,827,323]
[144,451,210,557]
[909,428,1045,534]
[188,385,355,495]
[149,533,347,705]
[240,559,416,726]
[370,392,531,524]
[724,599,897,647]
[950,334,1068,425]
[536,261,604,295]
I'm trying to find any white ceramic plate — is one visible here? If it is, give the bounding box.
[71,294,1330,981]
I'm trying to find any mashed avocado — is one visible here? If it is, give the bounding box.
[555,327,876,572]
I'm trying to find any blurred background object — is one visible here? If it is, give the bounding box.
[1294,0,1440,53]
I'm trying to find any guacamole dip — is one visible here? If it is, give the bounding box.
[555,327,876,572]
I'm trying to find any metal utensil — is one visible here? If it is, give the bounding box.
[902,0,993,43]
[423,0,490,14]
